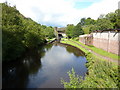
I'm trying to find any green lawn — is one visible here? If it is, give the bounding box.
[71,39,120,60]
[61,40,89,53]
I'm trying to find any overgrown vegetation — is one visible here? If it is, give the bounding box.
[2,2,55,61]
[61,53,119,88]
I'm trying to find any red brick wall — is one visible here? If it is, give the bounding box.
[79,37,85,44]
[79,32,120,55]
[93,38,100,48]
[100,38,108,51]
[108,40,120,55]
[93,37,120,55]
[79,36,93,46]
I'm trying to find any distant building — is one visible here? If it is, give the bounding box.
[54,27,66,41]
[79,29,120,55]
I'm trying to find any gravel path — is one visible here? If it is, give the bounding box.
[70,40,119,65]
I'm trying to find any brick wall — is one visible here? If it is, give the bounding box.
[93,31,120,55]
[79,34,93,46]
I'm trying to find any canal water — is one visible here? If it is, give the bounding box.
[2,43,87,88]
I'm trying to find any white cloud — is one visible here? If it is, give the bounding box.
[79,0,119,19]
[1,0,119,27]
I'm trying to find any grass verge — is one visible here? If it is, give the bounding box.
[71,39,120,60]
[61,40,89,53]
[61,39,117,65]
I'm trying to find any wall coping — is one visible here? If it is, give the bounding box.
[92,29,120,33]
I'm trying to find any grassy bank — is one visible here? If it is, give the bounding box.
[61,40,89,53]
[71,39,120,60]
[61,39,119,88]
[61,39,117,64]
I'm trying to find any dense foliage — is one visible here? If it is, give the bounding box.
[81,9,120,34]
[42,25,55,39]
[65,9,120,36]
[61,53,119,88]
[2,2,55,61]
[65,24,84,38]
[65,24,74,38]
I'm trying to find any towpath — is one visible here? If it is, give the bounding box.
[69,40,119,65]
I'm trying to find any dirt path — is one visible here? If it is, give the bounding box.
[70,40,119,64]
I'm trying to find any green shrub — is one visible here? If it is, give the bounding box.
[61,53,118,88]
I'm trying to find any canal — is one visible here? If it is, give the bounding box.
[2,42,87,88]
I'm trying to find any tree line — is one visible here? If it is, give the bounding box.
[2,2,55,61]
[65,9,120,38]
[2,2,120,61]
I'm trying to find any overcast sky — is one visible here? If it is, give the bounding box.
[1,0,119,27]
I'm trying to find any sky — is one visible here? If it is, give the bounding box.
[0,0,120,27]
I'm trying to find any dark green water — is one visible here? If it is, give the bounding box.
[2,43,87,88]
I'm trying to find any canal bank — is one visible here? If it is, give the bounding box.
[60,39,119,88]
[61,39,119,64]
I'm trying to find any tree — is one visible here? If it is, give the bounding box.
[41,26,55,39]
[2,3,47,61]
[115,9,120,28]
[98,14,105,19]
[79,18,86,26]
[72,24,84,37]
[82,25,90,34]
[65,24,74,38]
[84,17,96,25]
[105,12,117,28]
[2,3,25,61]
[79,17,95,26]
[97,18,114,30]
[45,26,55,39]
[89,25,99,33]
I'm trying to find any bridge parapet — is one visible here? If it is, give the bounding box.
[54,27,66,41]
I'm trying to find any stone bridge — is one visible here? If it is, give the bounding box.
[54,27,66,41]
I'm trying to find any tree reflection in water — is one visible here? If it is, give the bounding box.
[2,44,53,88]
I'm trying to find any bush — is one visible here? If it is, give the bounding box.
[61,53,118,88]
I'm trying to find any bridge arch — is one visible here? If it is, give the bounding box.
[54,27,66,41]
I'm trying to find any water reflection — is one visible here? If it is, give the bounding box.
[55,43,85,57]
[2,43,87,88]
[2,46,47,88]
